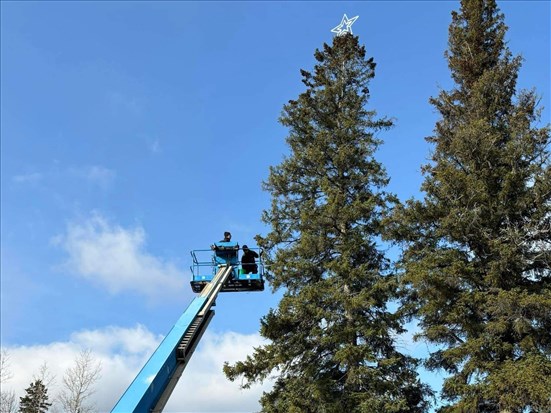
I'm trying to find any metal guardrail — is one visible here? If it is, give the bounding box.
[190,247,265,278]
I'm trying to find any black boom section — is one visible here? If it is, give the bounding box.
[177,310,214,362]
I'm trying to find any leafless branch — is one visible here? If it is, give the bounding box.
[57,350,102,413]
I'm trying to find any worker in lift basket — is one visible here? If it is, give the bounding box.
[211,231,232,250]
[241,245,259,274]
[220,231,231,242]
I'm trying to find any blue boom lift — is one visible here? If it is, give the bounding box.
[111,242,264,412]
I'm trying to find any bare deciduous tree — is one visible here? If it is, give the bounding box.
[32,362,59,412]
[57,350,101,413]
[0,349,18,413]
[33,363,56,391]
[0,349,13,383]
[0,391,17,413]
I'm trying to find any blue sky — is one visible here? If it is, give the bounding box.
[1,1,549,412]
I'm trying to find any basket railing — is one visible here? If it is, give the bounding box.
[190,247,264,278]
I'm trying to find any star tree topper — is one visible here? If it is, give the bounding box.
[331,14,359,36]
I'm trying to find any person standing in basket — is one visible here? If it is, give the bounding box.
[241,245,259,274]
[211,231,232,250]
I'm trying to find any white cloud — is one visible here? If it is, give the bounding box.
[106,91,143,115]
[1,326,271,413]
[12,165,115,190]
[168,331,272,412]
[150,139,161,154]
[53,213,186,300]
[84,166,116,188]
[67,165,116,189]
[12,172,43,184]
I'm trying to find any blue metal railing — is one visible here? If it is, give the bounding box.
[190,247,264,279]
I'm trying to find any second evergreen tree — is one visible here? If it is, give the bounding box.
[388,1,551,411]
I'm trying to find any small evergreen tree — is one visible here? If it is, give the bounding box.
[388,0,551,411]
[18,380,51,413]
[224,33,431,412]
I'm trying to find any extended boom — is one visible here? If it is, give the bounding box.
[111,265,233,412]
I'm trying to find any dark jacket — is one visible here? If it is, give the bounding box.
[241,249,259,264]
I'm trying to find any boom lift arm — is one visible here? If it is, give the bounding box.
[111,265,233,413]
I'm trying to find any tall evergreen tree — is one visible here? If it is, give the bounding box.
[18,380,51,413]
[224,33,431,412]
[388,1,551,412]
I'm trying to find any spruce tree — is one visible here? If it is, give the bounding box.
[18,380,51,413]
[388,1,551,411]
[224,33,431,413]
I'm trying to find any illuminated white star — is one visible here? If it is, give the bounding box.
[331,14,359,36]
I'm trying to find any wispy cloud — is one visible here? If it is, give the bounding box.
[1,326,270,412]
[68,165,116,189]
[52,213,186,300]
[11,165,116,190]
[106,91,143,115]
[149,138,161,154]
[12,172,43,184]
